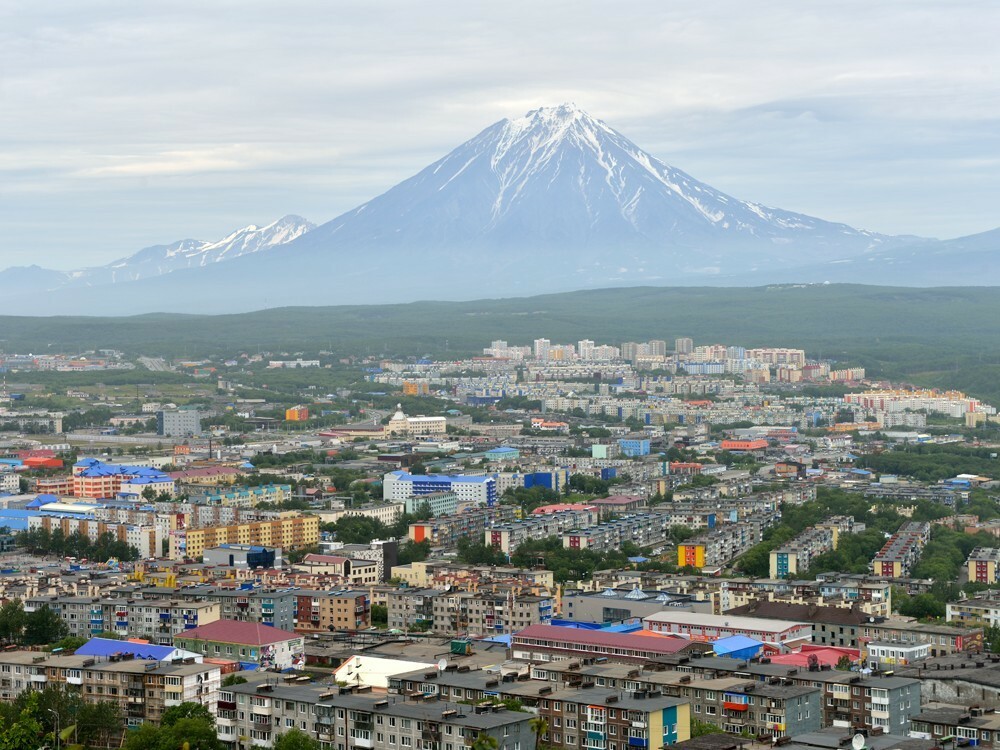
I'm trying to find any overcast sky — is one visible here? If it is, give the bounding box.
[2,1,998,269]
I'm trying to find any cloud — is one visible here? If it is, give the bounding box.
[0,1,999,268]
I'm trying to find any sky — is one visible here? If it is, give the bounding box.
[2,1,999,269]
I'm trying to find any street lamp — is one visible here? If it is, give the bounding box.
[47,709,60,750]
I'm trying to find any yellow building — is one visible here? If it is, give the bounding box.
[169,515,319,560]
[402,381,430,396]
[285,406,309,421]
[678,543,706,569]
[968,547,1000,584]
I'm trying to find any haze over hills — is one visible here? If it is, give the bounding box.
[3,105,998,315]
[1,215,314,293]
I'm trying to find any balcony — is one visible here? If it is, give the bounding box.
[628,740,649,748]
[218,700,236,711]
[351,737,374,749]
[66,675,83,685]
[29,674,47,684]
[723,702,749,712]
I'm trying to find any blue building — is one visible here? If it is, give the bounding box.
[484,446,519,462]
[618,438,651,457]
[384,470,498,506]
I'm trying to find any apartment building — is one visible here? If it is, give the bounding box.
[316,692,538,750]
[193,484,293,507]
[968,548,1000,584]
[677,516,769,571]
[408,506,515,547]
[390,669,688,750]
[947,591,1000,626]
[489,507,600,554]
[405,490,459,516]
[27,514,162,558]
[168,514,320,559]
[677,677,820,738]
[871,522,930,578]
[137,585,299,631]
[384,470,498,506]
[429,591,553,636]
[562,513,674,554]
[217,681,326,748]
[910,705,1000,748]
[859,618,983,657]
[652,655,919,734]
[387,588,440,631]
[0,650,220,728]
[770,526,839,579]
[533,656,920,735]
[293,590,370,634]
[27,595,220,643]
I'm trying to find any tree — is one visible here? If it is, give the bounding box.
[222,674,248,687]
[124,717,223,750]
[371,604,388,627]
[161,701,215,728]
[22,606,68,646]
[76,701,123,749]
[529,716,549,750]
[397,540,431,565]
[0,600,26,643]
[470,734,500,750]
[47,635,87,652]
[836,655,853,671]
[691,719,724,738]
[274,728,321,750]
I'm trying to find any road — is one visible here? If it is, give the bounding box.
[138,356,172,372]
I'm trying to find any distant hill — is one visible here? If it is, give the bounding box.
[6,285,1000,405]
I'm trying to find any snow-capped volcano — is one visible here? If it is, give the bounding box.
[3,104,961,314]
[304,103,891,267]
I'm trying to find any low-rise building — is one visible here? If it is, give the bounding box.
[643,611,812,648]
[174,619,305,670]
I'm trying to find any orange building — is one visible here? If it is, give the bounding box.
[285,406,309,421]
[402,381,430,396]
[719,439,768,452]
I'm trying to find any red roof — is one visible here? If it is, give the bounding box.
[513,624,693,654]
[178,619,299,645]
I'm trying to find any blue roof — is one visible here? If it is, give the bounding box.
[627,556,650,563]
[75,638,178,660]
[0,509,32,531]
[26,494,59,509]
[603,622,642,633]
[74,459,169,480]
[713,634,763,655]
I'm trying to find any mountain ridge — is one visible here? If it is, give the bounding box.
[3,104,997,314]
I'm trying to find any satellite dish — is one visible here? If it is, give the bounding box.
[438,658,447,672]
[852,734,865,750]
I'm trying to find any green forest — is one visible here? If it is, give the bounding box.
[7,284,1000,402]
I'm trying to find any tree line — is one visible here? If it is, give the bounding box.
[15,527,140,562]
